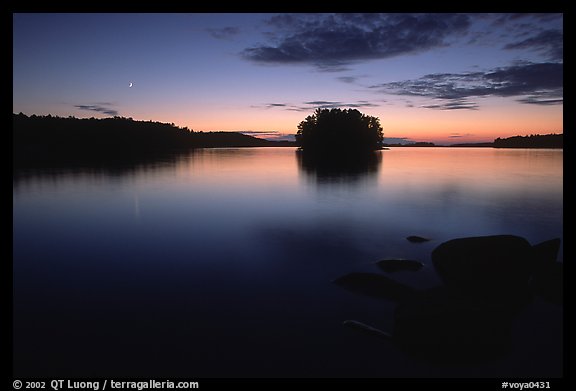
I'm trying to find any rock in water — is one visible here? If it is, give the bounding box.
[431,235,534,303]
[333,272,418,302]
[531,261,563,304]
[532,238,561,269]
[406,235,430,243]
[392,286,513,363]
[343,320,392,339]
[530,238,562,304]
[377,259,424,273]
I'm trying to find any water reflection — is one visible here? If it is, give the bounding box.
[13,149,186,189]
[13,146,563,377]
[296,149,383,185]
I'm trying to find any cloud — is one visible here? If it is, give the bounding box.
[504,29,563,61]
[256,100,379,112]
[337,76,358,84]
[206,26,240,40]
[241,13,562,71]
[421,99,479,110]
[74,103,119,116]
[303,100,378,110]
[304,100,340,106]
[490,13,562,26]
[516,97,564,105]
[370,62,562,109]
[449,133,474,138]
[241,13,471,69]
[336,74,369,84]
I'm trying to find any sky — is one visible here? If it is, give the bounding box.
[13,13,563,144]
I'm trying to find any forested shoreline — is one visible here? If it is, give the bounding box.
[13,113,293,168]
[493,134,563,148]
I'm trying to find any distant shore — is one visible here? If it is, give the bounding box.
[384,134,562,149]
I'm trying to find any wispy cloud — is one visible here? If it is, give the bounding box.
[206,26,241,40]
[504,29,563,62]
[421,99,479,110]
[449,133,475,138]
[255,100,379,112]
[369,62,562,110]
[490,13,562,26]
[336,76,359,84]
[74,103,119,116]
[516,96,564,105]
[241,13,471,70]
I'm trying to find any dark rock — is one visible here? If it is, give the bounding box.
[431,235,535,303]
[393,287,513,363]
[406,235,430,243]
[336,234,562,364]
[531,261,563,304]
[532,238,561,269]
[333,272,418,302]
[343,320,392,339]
[530,238,561,304]
[376,259,424,273]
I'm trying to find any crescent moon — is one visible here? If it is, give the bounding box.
[129,82,133,88]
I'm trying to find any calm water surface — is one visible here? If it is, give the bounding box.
[13,147,563,377]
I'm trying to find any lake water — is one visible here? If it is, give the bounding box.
[13,147,563,378]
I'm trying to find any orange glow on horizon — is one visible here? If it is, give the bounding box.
[120,98,562,145]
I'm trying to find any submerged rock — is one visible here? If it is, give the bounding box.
[376,259,424,273]
[532,238,562,266]
[393,287,514,363]
[343,320,392,339]
[531,261,563,304]
[406,235,430,243]
[530,238,562,304]
[333,272,418,302]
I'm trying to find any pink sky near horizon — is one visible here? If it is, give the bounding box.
[140,98,562,144]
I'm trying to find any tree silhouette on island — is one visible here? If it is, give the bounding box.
[295,108,384,153]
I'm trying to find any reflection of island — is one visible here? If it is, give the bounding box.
[296,149,382,184]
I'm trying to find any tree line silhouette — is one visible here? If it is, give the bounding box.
[13,113,293,168]
[383,135,562,148]
[493,134,563,148]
